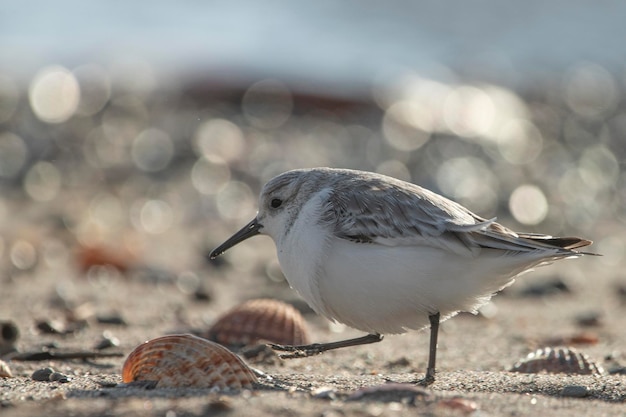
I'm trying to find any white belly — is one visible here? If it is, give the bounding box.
[314,238,541,334]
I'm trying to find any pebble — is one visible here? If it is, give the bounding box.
[310,386,338,400]
[49,372,70,383]
[94,331,120,350]
[193,287,212,302]
[35,320,66,335]
[346,383,430,405]
[0,321,19,348]
[519,277,571,297]
[575,311,602,327]
[32,367,55,381]
[560,385,589,398]
[96,313,127,326]
[204,396,234,412]
[608,365,626,375]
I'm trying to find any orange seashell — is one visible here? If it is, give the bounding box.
[76,245,135,273]
[509,346,604,375]
[122,334,257,389]
[207,299,310,347]
[437,397,479,414]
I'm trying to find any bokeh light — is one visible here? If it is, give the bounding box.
[436,157,499,214]
[132,128,174,172]
[242,79,293,129]
[443,85,495,138]
[10,240,37,270]
[564,62,619,120]
[28,66,80,123]
[23,161,62,202]
[132,199,174,235]
[190,156,231,195]
[497,119,543,165]
[216,181,255,221]
[73,64,111,116]
[382,101,433,151]
[375,159,411,182]
[194,119,245,162]
[508,185,548,226]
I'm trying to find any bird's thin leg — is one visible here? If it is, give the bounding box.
[269,333,383,359]
[415,312,440,386]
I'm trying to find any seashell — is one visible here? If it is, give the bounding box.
[76,245,135,273]
[437,397,479,414]
[542,332,599,346]
[207,299,310,347]
[509,346,605,375]
[0,359,13,378]
[122,334,257,389]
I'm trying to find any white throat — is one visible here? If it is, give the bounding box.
[274,188,333,317]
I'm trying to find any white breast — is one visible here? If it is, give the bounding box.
[274,189,335,319]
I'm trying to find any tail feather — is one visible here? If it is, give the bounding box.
[517,234,598,254]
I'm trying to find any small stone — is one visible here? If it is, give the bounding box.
[35,320,66,335]
[346,383,430,404]
[32,367,55,381]
[560,385,589,398]
[608,365,626,375]
[96,313,127,326]
[1,400,14,408]
[49,372,70,383]
[519,277,571,297]
[575,312,602,327]
[310,386,337,400]
[0,321,19,346]
[205,396,233,412]
[94,332,120,350]
[193,287,212,302]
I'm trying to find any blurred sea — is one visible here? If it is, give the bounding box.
[1,1,625,278]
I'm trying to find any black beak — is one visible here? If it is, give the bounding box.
[209,218,262,259]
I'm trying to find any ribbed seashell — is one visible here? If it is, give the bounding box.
[207,299,310,347]
[122,334,257,389]
[509,346,605,375]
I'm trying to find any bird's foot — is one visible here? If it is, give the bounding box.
[412,371,435,386]
[269,334,383,359]
[268,342,327,359]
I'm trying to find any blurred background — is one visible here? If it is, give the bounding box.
[1,1,625,306]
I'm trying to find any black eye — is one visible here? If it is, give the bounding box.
[270,198,283,209]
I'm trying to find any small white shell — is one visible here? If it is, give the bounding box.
[207,299,310,347]
[509,346,604,375]
[122,334,257,389]
[0,359,12,378]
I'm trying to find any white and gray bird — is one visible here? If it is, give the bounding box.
[210,167,595,384]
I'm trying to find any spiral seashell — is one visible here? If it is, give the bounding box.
[207,299,310,347]
[122,334,257,389]
[509,346,605,375]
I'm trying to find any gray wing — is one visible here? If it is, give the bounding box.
[319,176,589,257]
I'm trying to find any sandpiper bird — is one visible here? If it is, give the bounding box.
[210,167,595,385]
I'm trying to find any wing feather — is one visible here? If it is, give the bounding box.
[317,171,592,257]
